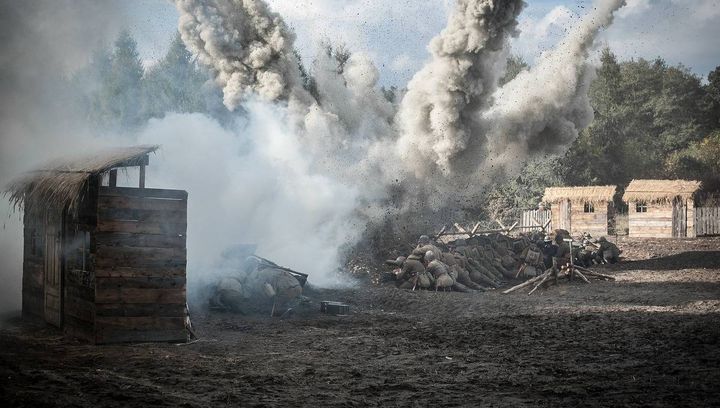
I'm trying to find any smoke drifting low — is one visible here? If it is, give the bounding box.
[0,0,125,314]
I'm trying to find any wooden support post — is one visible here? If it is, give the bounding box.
[470,222,481,235]
[109,169,117,187]
[433,225,447,239]
[139,165,146,189]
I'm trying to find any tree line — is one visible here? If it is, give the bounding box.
[488,49,720,222]
[72,31,720,217]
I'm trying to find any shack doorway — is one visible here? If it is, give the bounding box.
[43,208,64,327]
[672,197,687,238]
[558,199,572,232]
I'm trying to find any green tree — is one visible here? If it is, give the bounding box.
[487,156,564,223]
[703,66,720,128]
[564,49,710,188]
[106,30,145,129]
[78,30,145,130]
[142,33,207,119]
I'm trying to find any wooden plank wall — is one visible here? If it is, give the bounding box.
[695,207,720,236]
[569,202,609,237]
[94,186,188,344]
[628,201,674,237]
[22,208,45,320]
[687,201,696,238]
[548,201,609,236]
[520,209,552,231]
[63,176,99,342]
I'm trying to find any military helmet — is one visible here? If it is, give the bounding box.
[418,235,431,245]
[597,236,607,242]
[384,256,406,266]
[424,250,436,262]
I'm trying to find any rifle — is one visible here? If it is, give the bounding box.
[250,255,309,287]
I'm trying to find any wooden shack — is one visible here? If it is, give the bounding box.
[5,145,188,344]
[622,179,700,238]
[542,186,617,237]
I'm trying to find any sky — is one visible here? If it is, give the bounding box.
[118,0,720,87]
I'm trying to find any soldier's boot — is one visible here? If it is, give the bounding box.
[451,281,474,293]
[457,274,486,291]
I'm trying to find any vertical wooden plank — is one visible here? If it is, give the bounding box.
[109,169,117,187]
[696,207,702,236]
[139,165,146,189]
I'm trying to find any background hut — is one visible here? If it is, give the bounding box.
[622,179,700,238]
[542,186,617,237]
[5,145,189,344]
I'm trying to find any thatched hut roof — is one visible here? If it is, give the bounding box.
[4,145,158,212]
[622,179,701,203]
[542,185,617,203]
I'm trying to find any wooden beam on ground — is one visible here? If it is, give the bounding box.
[470,222,481,235]
[454,223,469,233]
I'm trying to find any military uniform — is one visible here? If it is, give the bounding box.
[398,256,432,289]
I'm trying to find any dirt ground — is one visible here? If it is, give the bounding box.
[1,237,719,407]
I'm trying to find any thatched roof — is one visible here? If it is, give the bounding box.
[622,179,701,203]
[542,185,617,203]
[4,145,158,212]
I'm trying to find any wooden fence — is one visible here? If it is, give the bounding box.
[519,209,552,232]
[695,207,720,236]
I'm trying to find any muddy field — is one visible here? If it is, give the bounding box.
[1,237,719,407]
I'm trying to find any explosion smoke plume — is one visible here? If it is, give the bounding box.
[176,0,310,110]
[175,0,627,210]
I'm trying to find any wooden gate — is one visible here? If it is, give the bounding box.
[672,197,687,238]
[43,209,63,327]
[695,207,720,236]
[558,199,571,232]
[520,209,552,231]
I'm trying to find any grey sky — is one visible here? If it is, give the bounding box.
[121,1,719,86]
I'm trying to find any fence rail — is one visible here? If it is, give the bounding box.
[520,209,552,232]
[696,207,720,236]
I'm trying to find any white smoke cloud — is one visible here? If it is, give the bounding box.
[395,0,527,177]
[0,0,126,314]
[175,0,312,110]
[133,107,362,289]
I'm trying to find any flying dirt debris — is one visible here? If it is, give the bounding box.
[209,250,308,317]
[383,227,622,295]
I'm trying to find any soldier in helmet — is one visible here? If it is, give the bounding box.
[425,251,473,292]
[552,234,572,283]
[541,235,556,269]
[440,251,488,290]
[594,236,621,264]
[396,253,433,289]
[414,234,443,261]
[212,256,304,316]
